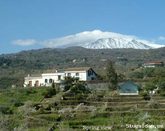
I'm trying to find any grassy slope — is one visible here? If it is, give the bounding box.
[0,88,46,105]
[1,88,165,130]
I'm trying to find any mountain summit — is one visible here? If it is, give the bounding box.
[84,38,152,49]
[44,30,164,49]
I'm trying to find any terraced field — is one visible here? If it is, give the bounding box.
[28,94,165,130]
[1,88,165,130]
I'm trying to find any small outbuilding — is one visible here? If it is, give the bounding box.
[118,81,139,95]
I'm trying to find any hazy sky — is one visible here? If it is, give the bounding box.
[0,0,165,54]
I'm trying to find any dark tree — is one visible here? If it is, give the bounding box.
[62,76,90,94]
[52,81,55,89]
[106,60,118,90]
[63,76,76,91]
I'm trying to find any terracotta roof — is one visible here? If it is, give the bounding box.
[64,67,91,71]
[27,74,41,77]
[144,61,163,64]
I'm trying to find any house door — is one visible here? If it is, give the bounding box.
[35,80,39,87]
[29,81,32,87]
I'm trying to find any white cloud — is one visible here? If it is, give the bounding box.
[151,36,165,46]
[13,39,38,46]
[158,36,165,41]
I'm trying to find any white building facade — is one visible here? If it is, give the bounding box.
[24,75,43,87]
[143,61,164,68]
[24,67,97,87]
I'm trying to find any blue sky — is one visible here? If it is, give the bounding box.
[0,0,165,54]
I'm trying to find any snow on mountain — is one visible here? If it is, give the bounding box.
[42,30,164,49]
[83,38,152,49]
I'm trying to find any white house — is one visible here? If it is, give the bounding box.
[24,67,97,87]
[143,61,164,68]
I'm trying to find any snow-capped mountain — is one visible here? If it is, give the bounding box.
[84,38,152,49]
[42,30,165,49]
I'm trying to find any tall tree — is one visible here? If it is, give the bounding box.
[106,60,118,90]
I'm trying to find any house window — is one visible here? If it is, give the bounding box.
[58,75,61,80]
[49,79,53,83]
[45,79,48,83]
[88,70,91,76]
[76,72,79,76]
[88,70,93,76]
[68,73,71,76]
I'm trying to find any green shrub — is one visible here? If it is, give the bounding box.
[43,88,56,98]
[70,82,90,94]
[128,71,143,79]
[159,90,165,96]
[0,105,13,114]
[24,89,37,95]
[141,92,151,100]
[147,100,160,109]
[62,76,76,91]
[144,82,156,91]
[11,99,24,107]
[74,94,87,100]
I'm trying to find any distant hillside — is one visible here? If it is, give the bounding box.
[0,47,165,88]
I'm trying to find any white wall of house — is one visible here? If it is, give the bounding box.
[24,68,97,87]
[24,76,42,87]
[143,64,156,68]
[143,62,164,68]
[42,73,65,86]
[119,92,139,95]
[65,71,87,81]
[24,73,65,87]
[65,68,97,81]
